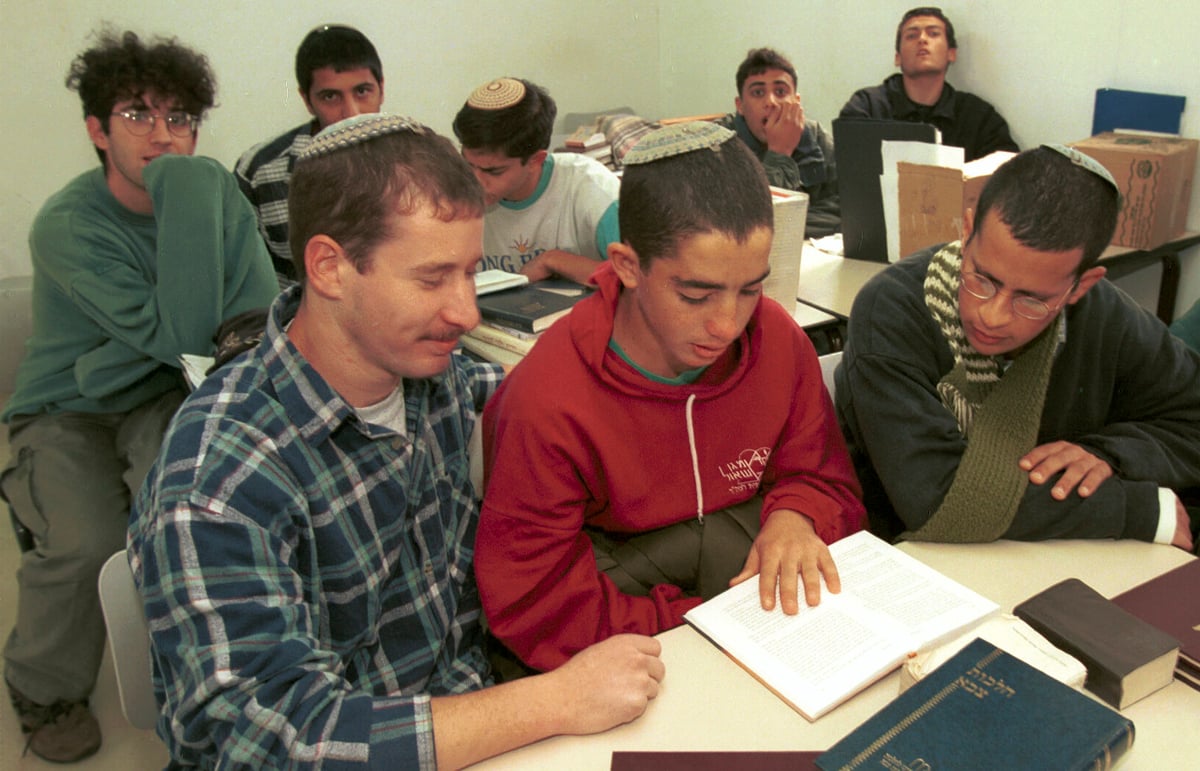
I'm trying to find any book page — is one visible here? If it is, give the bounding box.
[474,269,529,296]
[833,533,998,644]
[179,354,214,390]
[687,578,908,719]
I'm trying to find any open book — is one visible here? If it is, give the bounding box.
[474,269,530,296]
[683,531,998,721]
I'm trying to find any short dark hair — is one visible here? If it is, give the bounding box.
[619,134,773,270]
[288,122,484,281]
[66,28,216,163]
[295,24,383,96]
[969,146,1119,274]
[735,47,798,96]
[452,78,556,161]
[895,7,957,51]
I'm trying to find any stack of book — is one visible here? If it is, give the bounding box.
[562,124,615,169]
[462,278,592,365]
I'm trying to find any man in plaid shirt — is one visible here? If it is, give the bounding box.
[130,114,664,769]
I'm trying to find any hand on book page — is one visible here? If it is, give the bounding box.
[731,508,839,614]
[685,531,998,721]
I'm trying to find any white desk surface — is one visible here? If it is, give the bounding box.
[474,540,1196,770]
[791,302,839,329]
[796,244,888,320]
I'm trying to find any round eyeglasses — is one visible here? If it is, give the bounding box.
[959,271,1076,321]
[111,109,199,137]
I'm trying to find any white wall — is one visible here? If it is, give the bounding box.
[0,0,662,276]
[657,0,1200,309]
[4,1,1200,310]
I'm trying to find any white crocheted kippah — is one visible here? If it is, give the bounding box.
[622,121,735,166]
[466,78,526,110]
[299,114,429,161]
[1042,143,1119,191]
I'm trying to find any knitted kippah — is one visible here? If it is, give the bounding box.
[466,78,526,110]
[299,114,428,161]
[1042,143,1119,191]
[622,121,735,166]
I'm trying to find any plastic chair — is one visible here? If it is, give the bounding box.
[1092,89,1185,135]
[818,351,843,400]
[97,550,159,730]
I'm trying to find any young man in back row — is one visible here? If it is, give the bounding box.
[716,47,840,238]
[840,7,1018,162]
[837,145,1200,550]
[453,77,620,283]
[477,122,865,672]
[235,24,385,285]
[130,114,664,769]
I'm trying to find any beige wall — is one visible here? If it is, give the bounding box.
[3,0,1200,309]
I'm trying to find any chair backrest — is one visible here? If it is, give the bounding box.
[468,417,485,499]
[97,550,159,730]
[1092,88,1186,135]
[818,350,843,400]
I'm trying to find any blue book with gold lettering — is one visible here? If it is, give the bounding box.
[816,637,1134,771]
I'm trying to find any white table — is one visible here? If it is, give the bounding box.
[475,540,1196,769]
[796,245,887,320]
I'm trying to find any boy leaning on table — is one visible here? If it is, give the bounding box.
[453,76,620,284]
[836,144,1200,551]
[129,114,664,770]
[476,121,867,673]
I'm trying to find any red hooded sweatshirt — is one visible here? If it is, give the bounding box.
[476,262,865,670]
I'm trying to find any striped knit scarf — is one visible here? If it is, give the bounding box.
[907,243,1063,542]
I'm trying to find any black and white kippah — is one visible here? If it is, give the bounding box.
[1041,143,1119,191]
[298,114,429,161]
[622,121,735,166]
[466,78,526,110]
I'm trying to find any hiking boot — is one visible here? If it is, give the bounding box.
[7,681,102,763]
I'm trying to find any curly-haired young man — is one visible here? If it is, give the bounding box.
[1,29,275,762]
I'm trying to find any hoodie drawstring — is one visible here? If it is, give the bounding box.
[685,393,704,524]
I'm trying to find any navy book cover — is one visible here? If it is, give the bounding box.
[817,637,1133,771]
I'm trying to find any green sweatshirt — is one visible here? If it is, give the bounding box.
[4,154,278,419]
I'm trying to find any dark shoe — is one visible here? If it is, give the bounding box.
[8,681,102,763]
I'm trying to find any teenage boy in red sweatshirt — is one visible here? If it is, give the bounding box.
[476,122,866,672]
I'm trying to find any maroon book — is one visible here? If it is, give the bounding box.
[1111,558,1200,689]
[611,751,820,771]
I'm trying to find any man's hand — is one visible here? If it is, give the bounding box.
[730,509,838,614]
[1019,441,1114,500]
[1172,497,1195,552]
[763,95,805,157]
[550,634,664,735]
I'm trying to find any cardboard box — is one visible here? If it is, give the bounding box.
[764,186,808,315]
[1070,132,1198,250]
[897,151,1014,258]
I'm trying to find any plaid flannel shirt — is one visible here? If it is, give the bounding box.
[129,286,504,769]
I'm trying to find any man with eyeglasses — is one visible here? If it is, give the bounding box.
[235,25,385,286]
[836,145,1200,552]
[0,29,276,762]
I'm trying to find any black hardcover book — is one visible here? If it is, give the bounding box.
[1014,578,1180,709]
[475,282,589,333]
[817,638,1135,771]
